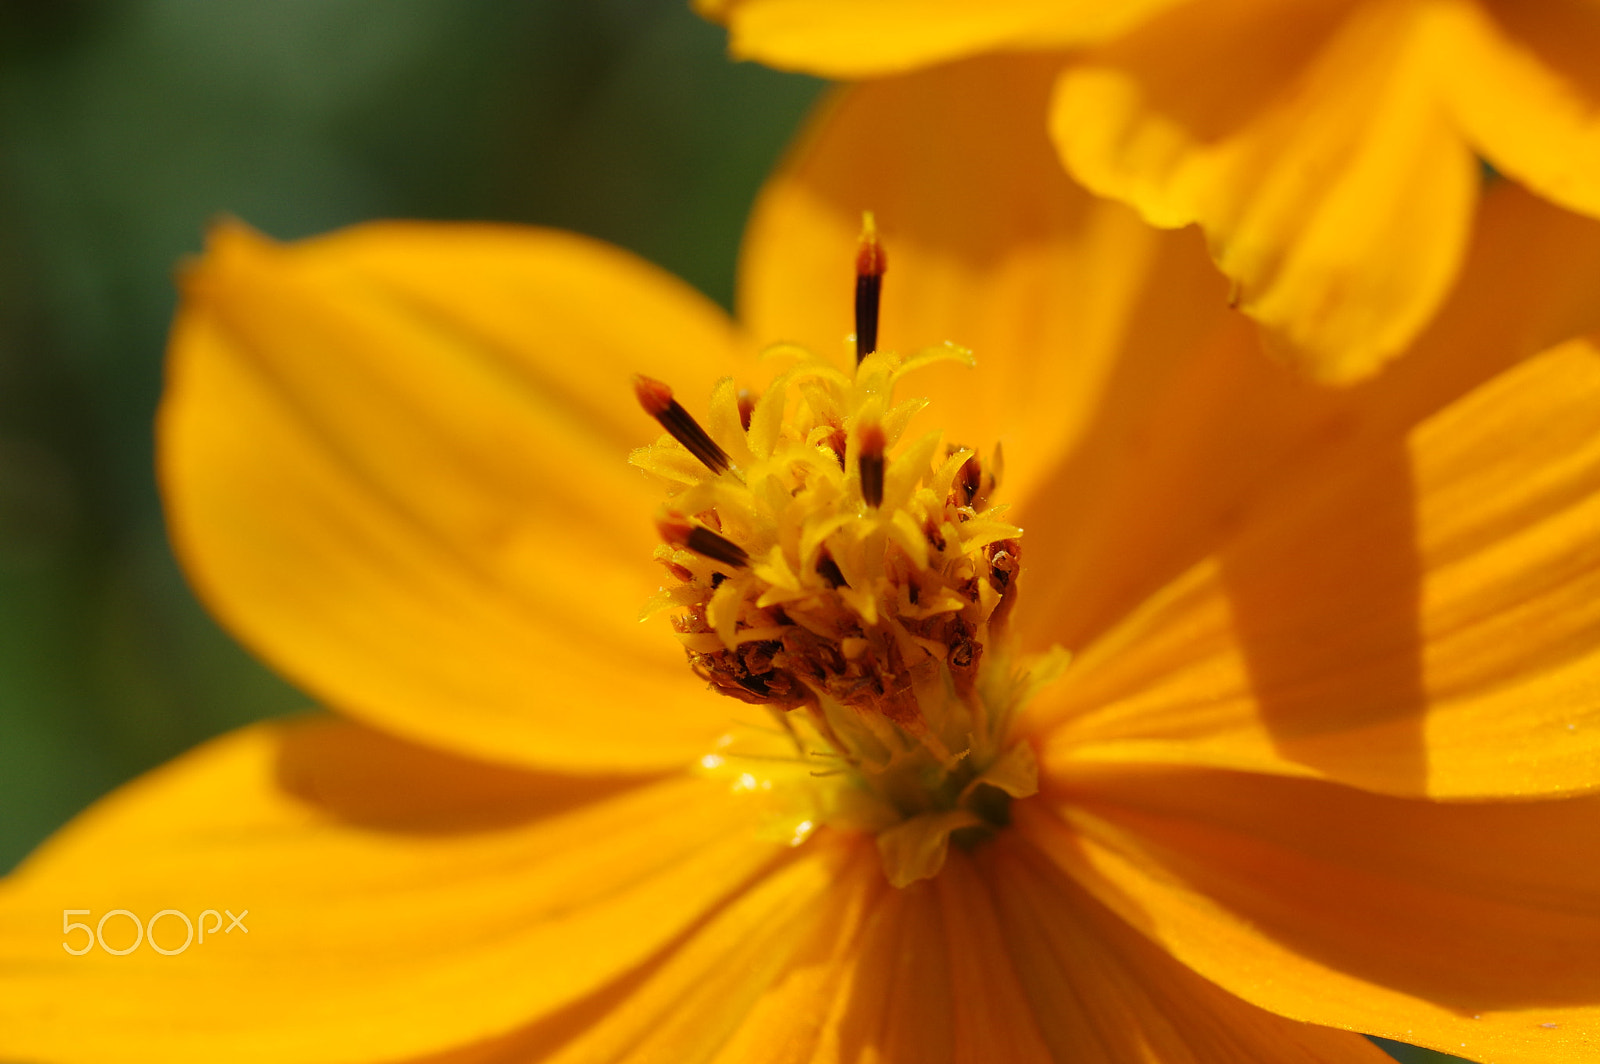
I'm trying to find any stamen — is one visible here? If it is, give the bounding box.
[956,453,981,505]
[854,212,886,364]
[634,374,731,474]
[737,388,758,432]
[636,221,1042,888]
[657,513,749,569]
[859,423,885,509]
[816,552,847,588]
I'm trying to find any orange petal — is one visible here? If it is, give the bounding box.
[1022,769,1600,1064]
[162,220,752,772]
[416,836,877,1064]
[1036,337,1600,800]
[719,850,1053,1064]
[927,852,1063,1063]
[697,0,1179,78]
[979,833,1391,1063]
[1028,183,1600,800]
[1441,0,1600,220]
[0,717,798,1064]
[1051,0,1480,382]
[344,849,1049,1064]
[509,845,1378,1064]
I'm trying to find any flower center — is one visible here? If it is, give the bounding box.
[630,217,1060,886]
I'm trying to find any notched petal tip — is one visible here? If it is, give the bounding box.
[201,214,279,262]
[178,216,284,304]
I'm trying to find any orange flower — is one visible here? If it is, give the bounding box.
[6,58,1600,1064]
[701,0,1600,384]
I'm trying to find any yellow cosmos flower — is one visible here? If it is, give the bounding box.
[7,58,1600,1064]
[700,0,1600,384]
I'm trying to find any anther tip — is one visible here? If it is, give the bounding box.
[854,212,886,364]
[856,212,886,279]
[736,388,758,432]
[858,422,886,509]
[633,374,674,417]
[655,512,694,547]
[656,512,750,568]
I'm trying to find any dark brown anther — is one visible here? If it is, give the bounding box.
[947,617,982,692]
[816,552,846,589]
[858,423,885,508]
[634,374,731,475]
[987,538,1022,633]
[661,558,695,583]
[854,214,886,364]
[737,388,758,432]
[956,453,982,506]
[657,514,749,569]
[987,538,1021,592]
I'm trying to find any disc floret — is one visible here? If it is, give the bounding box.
[633,341,1047,886]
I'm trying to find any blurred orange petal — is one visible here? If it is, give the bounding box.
[1442,0,1600,219]
[713,0,1600,384]
[1051,0,1479,382]
[697,0,1178,78]
[163,221,751,773]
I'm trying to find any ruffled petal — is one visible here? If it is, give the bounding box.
[697,0,1179,78]
[1023,769,1600,1064]
[1028,183,1600,800]
[0,717,795,1064]
[1051,0,1480,381]
[1441,0,1600,219]
[979,834,1391,1063]
[162,221,751,772]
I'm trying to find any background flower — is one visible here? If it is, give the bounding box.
[701,0,1600,383]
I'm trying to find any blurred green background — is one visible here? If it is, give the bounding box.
[0,3,1464,1062]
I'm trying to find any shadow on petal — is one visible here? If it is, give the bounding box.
[1219,439,1427,793]
[273,714,657,835]
[1034,767,1600,1019]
